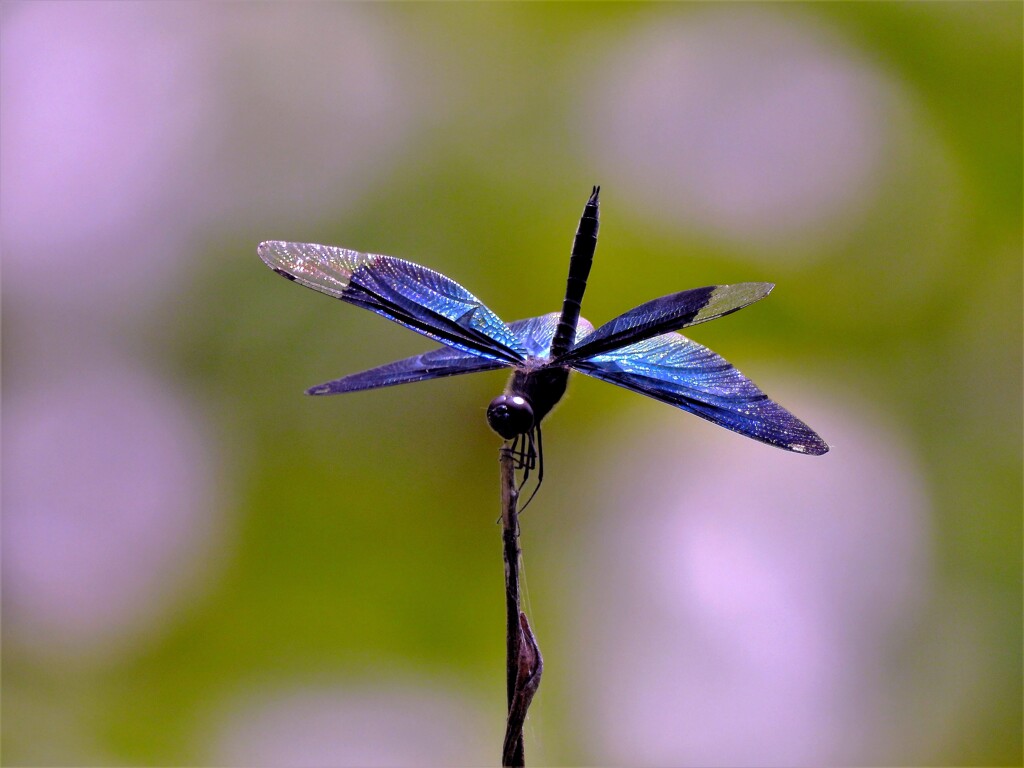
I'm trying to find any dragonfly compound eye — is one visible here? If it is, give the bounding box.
[487,395,534,439]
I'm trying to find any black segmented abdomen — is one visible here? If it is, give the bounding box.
[549,186,600,360]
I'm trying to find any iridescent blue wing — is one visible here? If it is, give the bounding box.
[307,346,508,395]
[509,313,595,359]
[259,241,526,364]
[571,332,829,455]
[558,283,774,363]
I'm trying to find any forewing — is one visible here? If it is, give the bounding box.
[571,332,828,454]
[560,283,773,363]
[306,346,508,395]
[259,241,525,363]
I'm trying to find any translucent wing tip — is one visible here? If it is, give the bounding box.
[706,281,775,318]
[780,406,829,456]
[257,240,280,264]
[745,281,775,300]
[257,240,298,280]
[790,434,830,455]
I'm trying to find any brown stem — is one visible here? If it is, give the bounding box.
[502,612,543,766]
[499,445,542,767]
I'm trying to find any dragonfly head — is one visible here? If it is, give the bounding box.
[487,394,534,440]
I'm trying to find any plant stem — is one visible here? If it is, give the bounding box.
[499,445,543,767]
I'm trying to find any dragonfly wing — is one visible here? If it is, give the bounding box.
[307,346,509,395]
[560,283,773,363]
[508,313,595,359]
[259,241,526,363]
[571,332,829,455]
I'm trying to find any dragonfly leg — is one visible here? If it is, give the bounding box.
[518,425,544,513]
[514,430,538,495]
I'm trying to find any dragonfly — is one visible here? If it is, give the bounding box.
[259,187,828,502]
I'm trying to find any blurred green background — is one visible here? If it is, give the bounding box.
[2,2,1020,766]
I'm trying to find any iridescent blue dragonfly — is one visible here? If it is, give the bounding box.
[260,187,828,498]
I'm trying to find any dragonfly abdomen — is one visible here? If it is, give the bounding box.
[549,186,600,360]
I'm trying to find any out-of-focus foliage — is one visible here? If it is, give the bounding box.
[2,3,1020,766]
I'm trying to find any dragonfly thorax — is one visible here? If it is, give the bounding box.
[487,365,570,439]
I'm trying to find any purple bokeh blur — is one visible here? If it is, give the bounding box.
[1,1,420,659]
[570,389,941,765]
[4,355,220,659]
[586,9,888,254]
[210,682,495,767]
[2,2,1017,765]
